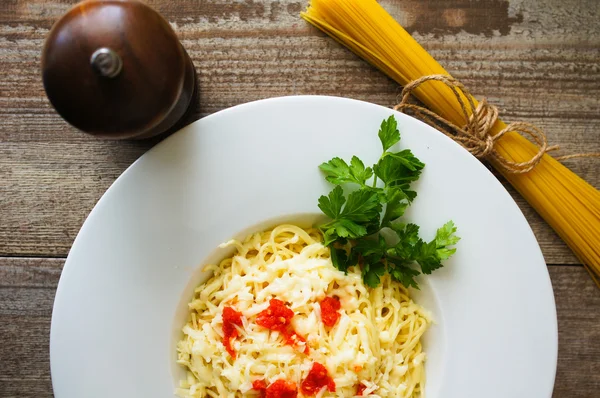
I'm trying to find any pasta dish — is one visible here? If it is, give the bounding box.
[176,225,431,397]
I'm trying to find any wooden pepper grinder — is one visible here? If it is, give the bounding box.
[41,0,197,139]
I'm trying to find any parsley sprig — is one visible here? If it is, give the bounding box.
[318,115,460,288]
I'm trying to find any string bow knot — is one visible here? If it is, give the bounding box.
[393,74,558,173]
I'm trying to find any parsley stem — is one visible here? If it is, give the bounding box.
[372,152,387,188]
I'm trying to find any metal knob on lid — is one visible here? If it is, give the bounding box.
[41,0,197,139]
[90,47,123,78]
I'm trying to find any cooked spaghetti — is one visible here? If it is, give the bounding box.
[176,225,431,397]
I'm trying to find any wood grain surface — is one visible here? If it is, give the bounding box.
[0,0,598,397]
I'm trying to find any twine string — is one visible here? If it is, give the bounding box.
[393,75,599,173]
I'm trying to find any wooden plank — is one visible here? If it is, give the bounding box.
[0,258,58,396]
[0,258,59,396]
[0,380,53,398]
[0,258,598,397]
[551,265,600,398]
[0,381,53,398]
[0,257,63,288]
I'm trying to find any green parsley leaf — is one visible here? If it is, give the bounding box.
[353,236,388,287]
[381,188,410,227]
[435,221,461,260]
[436,221,460,246]
[330,246,350,273]
[320,218,367,246]
[378,115,400,152]
[363,261,387,288]
[392,221,459,274]
[342,189,382,224]
[389,222,421,259]
[319,157,352,185]
[318,188,381,246]
[415,239,441,274]
[388,260,421,289]
[319,156,372,186]
[318,185,345,219]
[352,235,387,268]
[437,247,457,261]
[384,150,425,172]
[397,184,418,202]
[374,151,424,187]
[349,156,373,185]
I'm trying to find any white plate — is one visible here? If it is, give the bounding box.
[50,96,557,398]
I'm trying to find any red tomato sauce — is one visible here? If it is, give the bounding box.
[356,384,367,396]
[252,379,267,398]
[256,299,294,332]
[252,379,267,391]
[257,379,297,398]
[300,362,336,395]
[284,330,310,355]
[319,296,341,327]
[222,306,243,358]
[256,299,309,354]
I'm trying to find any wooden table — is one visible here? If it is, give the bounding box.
[1,0,599,396]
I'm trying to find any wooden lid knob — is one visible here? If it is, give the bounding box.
[41,0,196,139]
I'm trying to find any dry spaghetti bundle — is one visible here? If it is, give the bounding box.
[301,0,600,286]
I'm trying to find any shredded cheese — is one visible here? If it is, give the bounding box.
[176,225,431,397]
